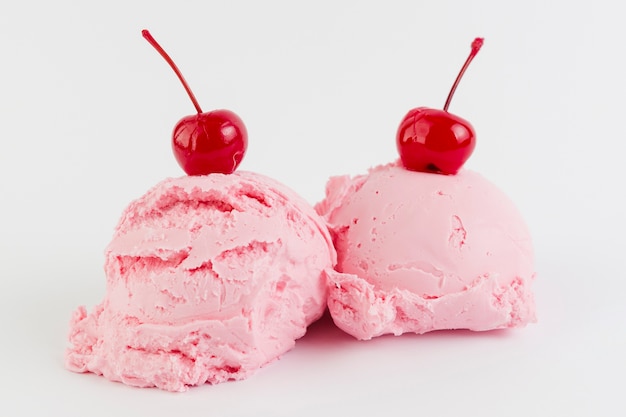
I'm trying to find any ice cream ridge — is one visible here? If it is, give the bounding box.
[65,30,336,391]
[315,38,537,340]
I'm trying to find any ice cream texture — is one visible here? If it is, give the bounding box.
[66,171,336,391]
[315,162,536,340]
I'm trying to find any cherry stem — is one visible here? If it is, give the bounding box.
[443,37,483,112]
[142,29,203,114]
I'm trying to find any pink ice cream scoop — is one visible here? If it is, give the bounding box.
[315,162,536,340]
[66,171,336,391]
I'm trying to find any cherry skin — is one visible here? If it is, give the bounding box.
[142,29,247,175]
[173,110,247,175]
[397,38,483,175]
[397,108,475,175]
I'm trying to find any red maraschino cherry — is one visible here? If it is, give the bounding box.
[142,29,247,175]
[397,37,483,175]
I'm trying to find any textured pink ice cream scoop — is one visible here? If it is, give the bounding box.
[315,162,536,340]
[65,171,336,391]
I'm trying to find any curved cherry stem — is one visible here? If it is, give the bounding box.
[443,37,483,112]
[142,29,203,114]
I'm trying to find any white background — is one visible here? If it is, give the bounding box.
[1,0,624,416]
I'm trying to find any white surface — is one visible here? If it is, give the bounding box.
[1,0,624,416]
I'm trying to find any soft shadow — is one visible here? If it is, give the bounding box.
[297,309,357,348]
[297,309,517,351]
[396,327,515,341]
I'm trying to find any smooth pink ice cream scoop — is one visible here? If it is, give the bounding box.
[315,162,536,340]
[66,171,336,391]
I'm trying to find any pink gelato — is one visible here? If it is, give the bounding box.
[316,162,536,340]
[66,171,336,391]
